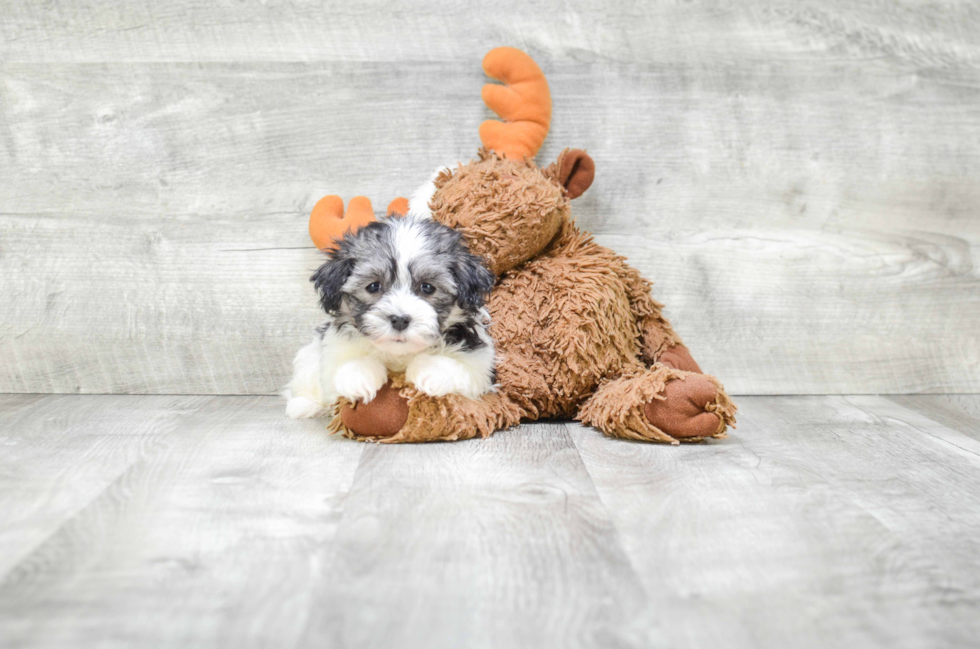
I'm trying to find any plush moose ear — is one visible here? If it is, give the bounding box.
[310,254,355,314]
[453,250,496,310]
[556,148,595,199]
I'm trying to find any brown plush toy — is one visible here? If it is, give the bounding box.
[320,47,737,444]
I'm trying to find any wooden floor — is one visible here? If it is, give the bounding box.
[1,394,979,648]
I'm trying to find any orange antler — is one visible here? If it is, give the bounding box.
[309,195,376,251]
[479,47,552,160]
[386,197,409,216]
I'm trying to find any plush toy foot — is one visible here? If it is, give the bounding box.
[576,364,736,444]
[331,376,522,443]
[340,382,408,439]
[643,373,731,439]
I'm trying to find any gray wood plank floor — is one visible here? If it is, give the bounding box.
[1,394,978,648]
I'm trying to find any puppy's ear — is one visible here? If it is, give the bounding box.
[454,252,496,310]
[310,254,355,314]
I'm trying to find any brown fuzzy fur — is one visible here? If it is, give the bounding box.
[331,373,522,443]
[331,149,737,444]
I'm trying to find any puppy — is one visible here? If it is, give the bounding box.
[285,215,496,419]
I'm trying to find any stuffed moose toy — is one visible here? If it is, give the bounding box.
[306,47,736,444]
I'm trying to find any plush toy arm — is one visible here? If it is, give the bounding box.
[331,376,522,443]
[331,345,558,442]
[618,261,698,370]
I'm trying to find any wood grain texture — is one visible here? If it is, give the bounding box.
[301,422,647,649]
[569,396,980,648]
[3,395,980,647]
[0,207,322,394]
[0,394,207,576]
[0,396,364,648]
[2,0,978,64]
[2,2,979,394]
[888,394,980,443]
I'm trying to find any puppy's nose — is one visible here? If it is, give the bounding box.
[389,315,411,332]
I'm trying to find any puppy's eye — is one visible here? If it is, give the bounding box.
[419,282,435,295]
[366,282,381,294]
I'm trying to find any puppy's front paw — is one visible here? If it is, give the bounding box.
[285,396,327,419]
[334,357,388,403]
[406,355,474,398]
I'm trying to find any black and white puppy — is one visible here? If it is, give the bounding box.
[285,215,496,418]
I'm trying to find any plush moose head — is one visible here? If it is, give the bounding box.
[307,48,596,276]
[427,48,596,275]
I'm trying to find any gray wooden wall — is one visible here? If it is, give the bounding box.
[2,1,978,396]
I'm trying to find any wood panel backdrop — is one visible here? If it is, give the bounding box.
[1,1,978,395]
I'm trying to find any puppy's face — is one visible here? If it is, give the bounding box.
[311,216,495,355]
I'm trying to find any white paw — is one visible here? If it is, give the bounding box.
[334,357,388,403]
[406,355,474,398]
[285,396,327,419]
